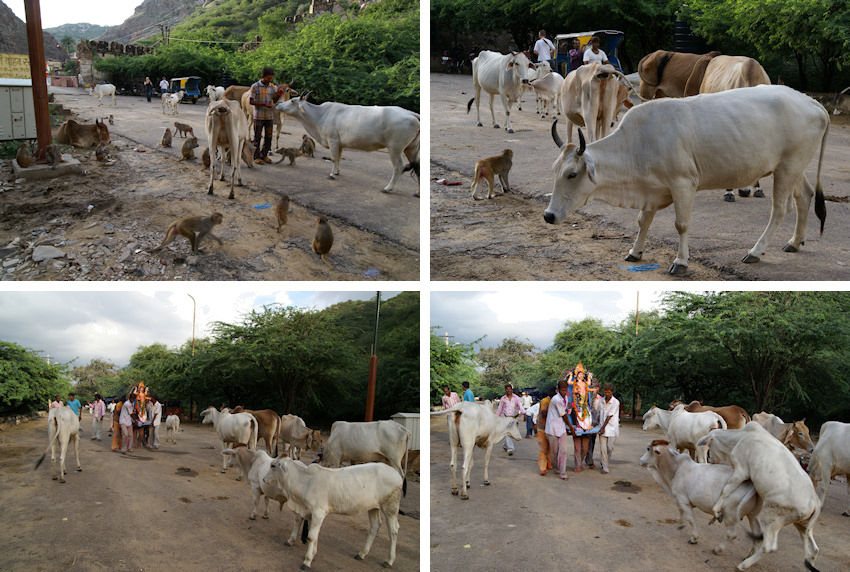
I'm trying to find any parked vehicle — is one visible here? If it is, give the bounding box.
[554,30,625,76]
[168,76,202,103]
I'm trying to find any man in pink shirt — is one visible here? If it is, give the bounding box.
[90,393,106,441]
[441,386,461,410]
[497,384,526,455]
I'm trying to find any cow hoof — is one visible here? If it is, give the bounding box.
[250,515,257,520]
[59,478,65,483]
[668,264,687,275]
[493,124,500,129]
[782,244,799,253]
[75,468,82,472]
[715,513,724,523]
[713,548,724,555]
[355,555,364,561]
[285,540,294,547]
[507,129,514,134]
[624,253,641,262]
[737,189,750,198]
[328,175,336,180]
[262,515,269,519]
[483,480,490,486]
[477,122,483,127]
[381,188,392,194]
[300,565,310,570]
[841,511,850,517]
[754,189,765,198]
[724,193,735,202]
[221,469,227,473]
[460,494,469,500]
[741,253,760,264]
[688,539,698,545]
[451,489,459,496]
[52,475,58,480]
[382,562,392,568]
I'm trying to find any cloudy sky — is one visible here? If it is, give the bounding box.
[431,288,665,351]
[11,1,139,29]
[0,287,397,367]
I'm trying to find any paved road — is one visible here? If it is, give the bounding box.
[50,86,421,251]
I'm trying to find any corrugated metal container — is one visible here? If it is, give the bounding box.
[0,79,37,140]
[391,412,420,450]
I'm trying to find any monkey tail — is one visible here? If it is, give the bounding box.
[321,254,333,269]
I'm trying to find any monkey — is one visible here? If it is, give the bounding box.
[311,214,333,267]
[299,134,316,158]
[15,143,31,168]
[201,147,211,169]
[274,147,302,165]
[469,149,513,200]
[45,143,63,170]
[95,143,108,161]
[178,136,199,161]
[155,213,223,254]
[274,195,290,233]
[160,127,172,147]
[173,122,194,138]
[108,115,114,125]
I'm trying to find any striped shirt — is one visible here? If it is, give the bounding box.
[497,393,525,418]
[250,80,277,121]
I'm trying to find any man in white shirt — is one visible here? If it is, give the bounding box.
[544,381,573,479]
[533,30,556,74]
[159,77,169,94]
[520,392,534,437]
[150,394,163,450]
[583,36,609,65]
[91,393,106,441]
[599,384,620,474]
[497,384,525,455]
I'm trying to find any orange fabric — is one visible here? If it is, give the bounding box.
[537,429,552,472]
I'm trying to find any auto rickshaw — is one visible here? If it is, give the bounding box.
[168,76,202,103]
[554,30,625,76]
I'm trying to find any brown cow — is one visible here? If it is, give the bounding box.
[752,412,815,458]
[637,50,721,100]
[230,407,280,456]
[688,55,770,96]
[671,400,751,430]
[222,85,250,102]
[56,118,110,147]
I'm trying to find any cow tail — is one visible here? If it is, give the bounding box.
[300,518,310,544]
[250,417,259,451]
[466,97,475,115]
[402,429,411,497]
[272,416,280,457]
[35,416,60,469]
[655,52,673,87]
[814,115,829,236]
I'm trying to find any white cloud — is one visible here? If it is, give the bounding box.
[480,292,585,324]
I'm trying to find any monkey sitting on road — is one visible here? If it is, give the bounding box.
[201,147,211,170]
[274,195,290,233]
[299,134,316,158]
[45,143,63,170]
[173,122,194,138]
[15,143,31,168]
[470,148,513,200]
[161,127,172,148]
[312,214,333,267]
[178,136,199,161]
[155,213,223,254]
[275,147,302,165]
[95,143,108,161]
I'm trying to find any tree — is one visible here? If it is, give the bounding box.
[60,35,75,57]
[70,359,121,404]
[477,337,538,391]
[0,341,72,415]
[430,329,480,406]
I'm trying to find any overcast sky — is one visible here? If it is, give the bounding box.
[11,0,139,30]
[0,288,397,367]
[431,289,665,351]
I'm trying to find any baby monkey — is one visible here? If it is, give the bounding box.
[299,134,316,158]
[15,142,31,168]
[312,214,333,267]
[470,148,512,200]
[155,213,223,254]
[275,195,290,233]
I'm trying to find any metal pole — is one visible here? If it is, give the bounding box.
[365,292,380,421]
[187,294,196,357]
[23,0,51,161]
[635,291,640,336]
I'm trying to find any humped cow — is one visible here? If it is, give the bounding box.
[673,400,751,430]
[698,422,820,571]
[34,405,82,483]
[200,406,258,475]
[642,404,726,462]
[321,420,410,494]
[205,98,251,200]
[543,85,829,275]
[807,421,850,515]
[56,118,110,147]
[89,83,116,106]
[274,94,421,195]
[231,406,280,456]
[559,62,634,144]
[637,50,721,100]
[466,50,532,134]
[752,411,816,457]
[279,413,322,460]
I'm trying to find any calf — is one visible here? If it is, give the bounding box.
[56,118,110,148]
[279,413,322,460]
[221,444,288,521]
[528,71,564,118]
[807,421,850,515]
[205,85,225,101]
[34,405,81,483]
[165,414,180,444]
[264,457,402,569]
[640,439,762,554]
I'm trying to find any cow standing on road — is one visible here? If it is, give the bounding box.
[467,50,532,134]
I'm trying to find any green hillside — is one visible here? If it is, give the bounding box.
[171,0,309,41]
[45,23,109,44]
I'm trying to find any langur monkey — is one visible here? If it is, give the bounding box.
[275,195,290,233]
[470,148,513,200]
[155,213,223,254]
[311,214,333,267]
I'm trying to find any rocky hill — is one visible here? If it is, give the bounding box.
[0,1,68,61]
[44,23,109,44]
[98,0,206,44]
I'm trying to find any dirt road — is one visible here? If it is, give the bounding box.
[0,414,419,571]
[430,414,850,571]
[0,87,419,281]
[430,72,850,281]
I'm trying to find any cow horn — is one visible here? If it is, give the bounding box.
[577,129,586,156]
[301,90,312,102]
[551,119,564,148]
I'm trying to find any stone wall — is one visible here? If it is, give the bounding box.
[76,40,156,85]
[0,411,44,429]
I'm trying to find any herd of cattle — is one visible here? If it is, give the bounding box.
[436,398,849,571]
[463,49,832,275]
[35,404,412,569]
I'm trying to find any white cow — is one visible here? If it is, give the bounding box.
[279,413,322,460]
[264,457,402,569]
[165,414,180,444]
[433,401,523,500]
[808,421,850,515]
[528,71,564,118]
[559,62,634,144]
[205,98,250,200]
[467,50,532,133]
[221,444,288,521]
[698,422,820,571]
[642,405,726,462]
[752,411,816,456]
[163,90,185,115]
[89,83,116,106]
[518,60,550,112]
[205,84,225,101]
[321,420,410,493]
[200,406,258,475]
[544,85,830,275]
[35,405,81,483]
[275,95,421,195]
[639,438,762,553]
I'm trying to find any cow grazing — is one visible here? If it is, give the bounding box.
[200,406,258,475]
[698,422,821,571]
[264,457,403,569]
[642,405,726,462]
[231,406,280,456]
[808,421,850,515]
[467,50,532,133]
[205,98,250,200]
[34,405,82,483]
[165,414,180,444]
[559,62,634,144]
[637,50,721,100]
[752,412,816,457]
[89,83,116,106]
[205,85,225,101]
[433,401,523,500]
[56,118,110,148]
[275,94,421,195]
[639,439,762,554]
[279,413,323,460]
[528,71,564,118]
[544,85,830,275]
[321,420,410,493]
[672,400,751,430]
[221,444,288,521]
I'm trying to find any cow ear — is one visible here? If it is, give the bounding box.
[584,153,597,184]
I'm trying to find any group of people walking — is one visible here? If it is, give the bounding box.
[111,382,163,454]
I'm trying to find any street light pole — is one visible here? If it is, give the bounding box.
[187,294,196,357]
